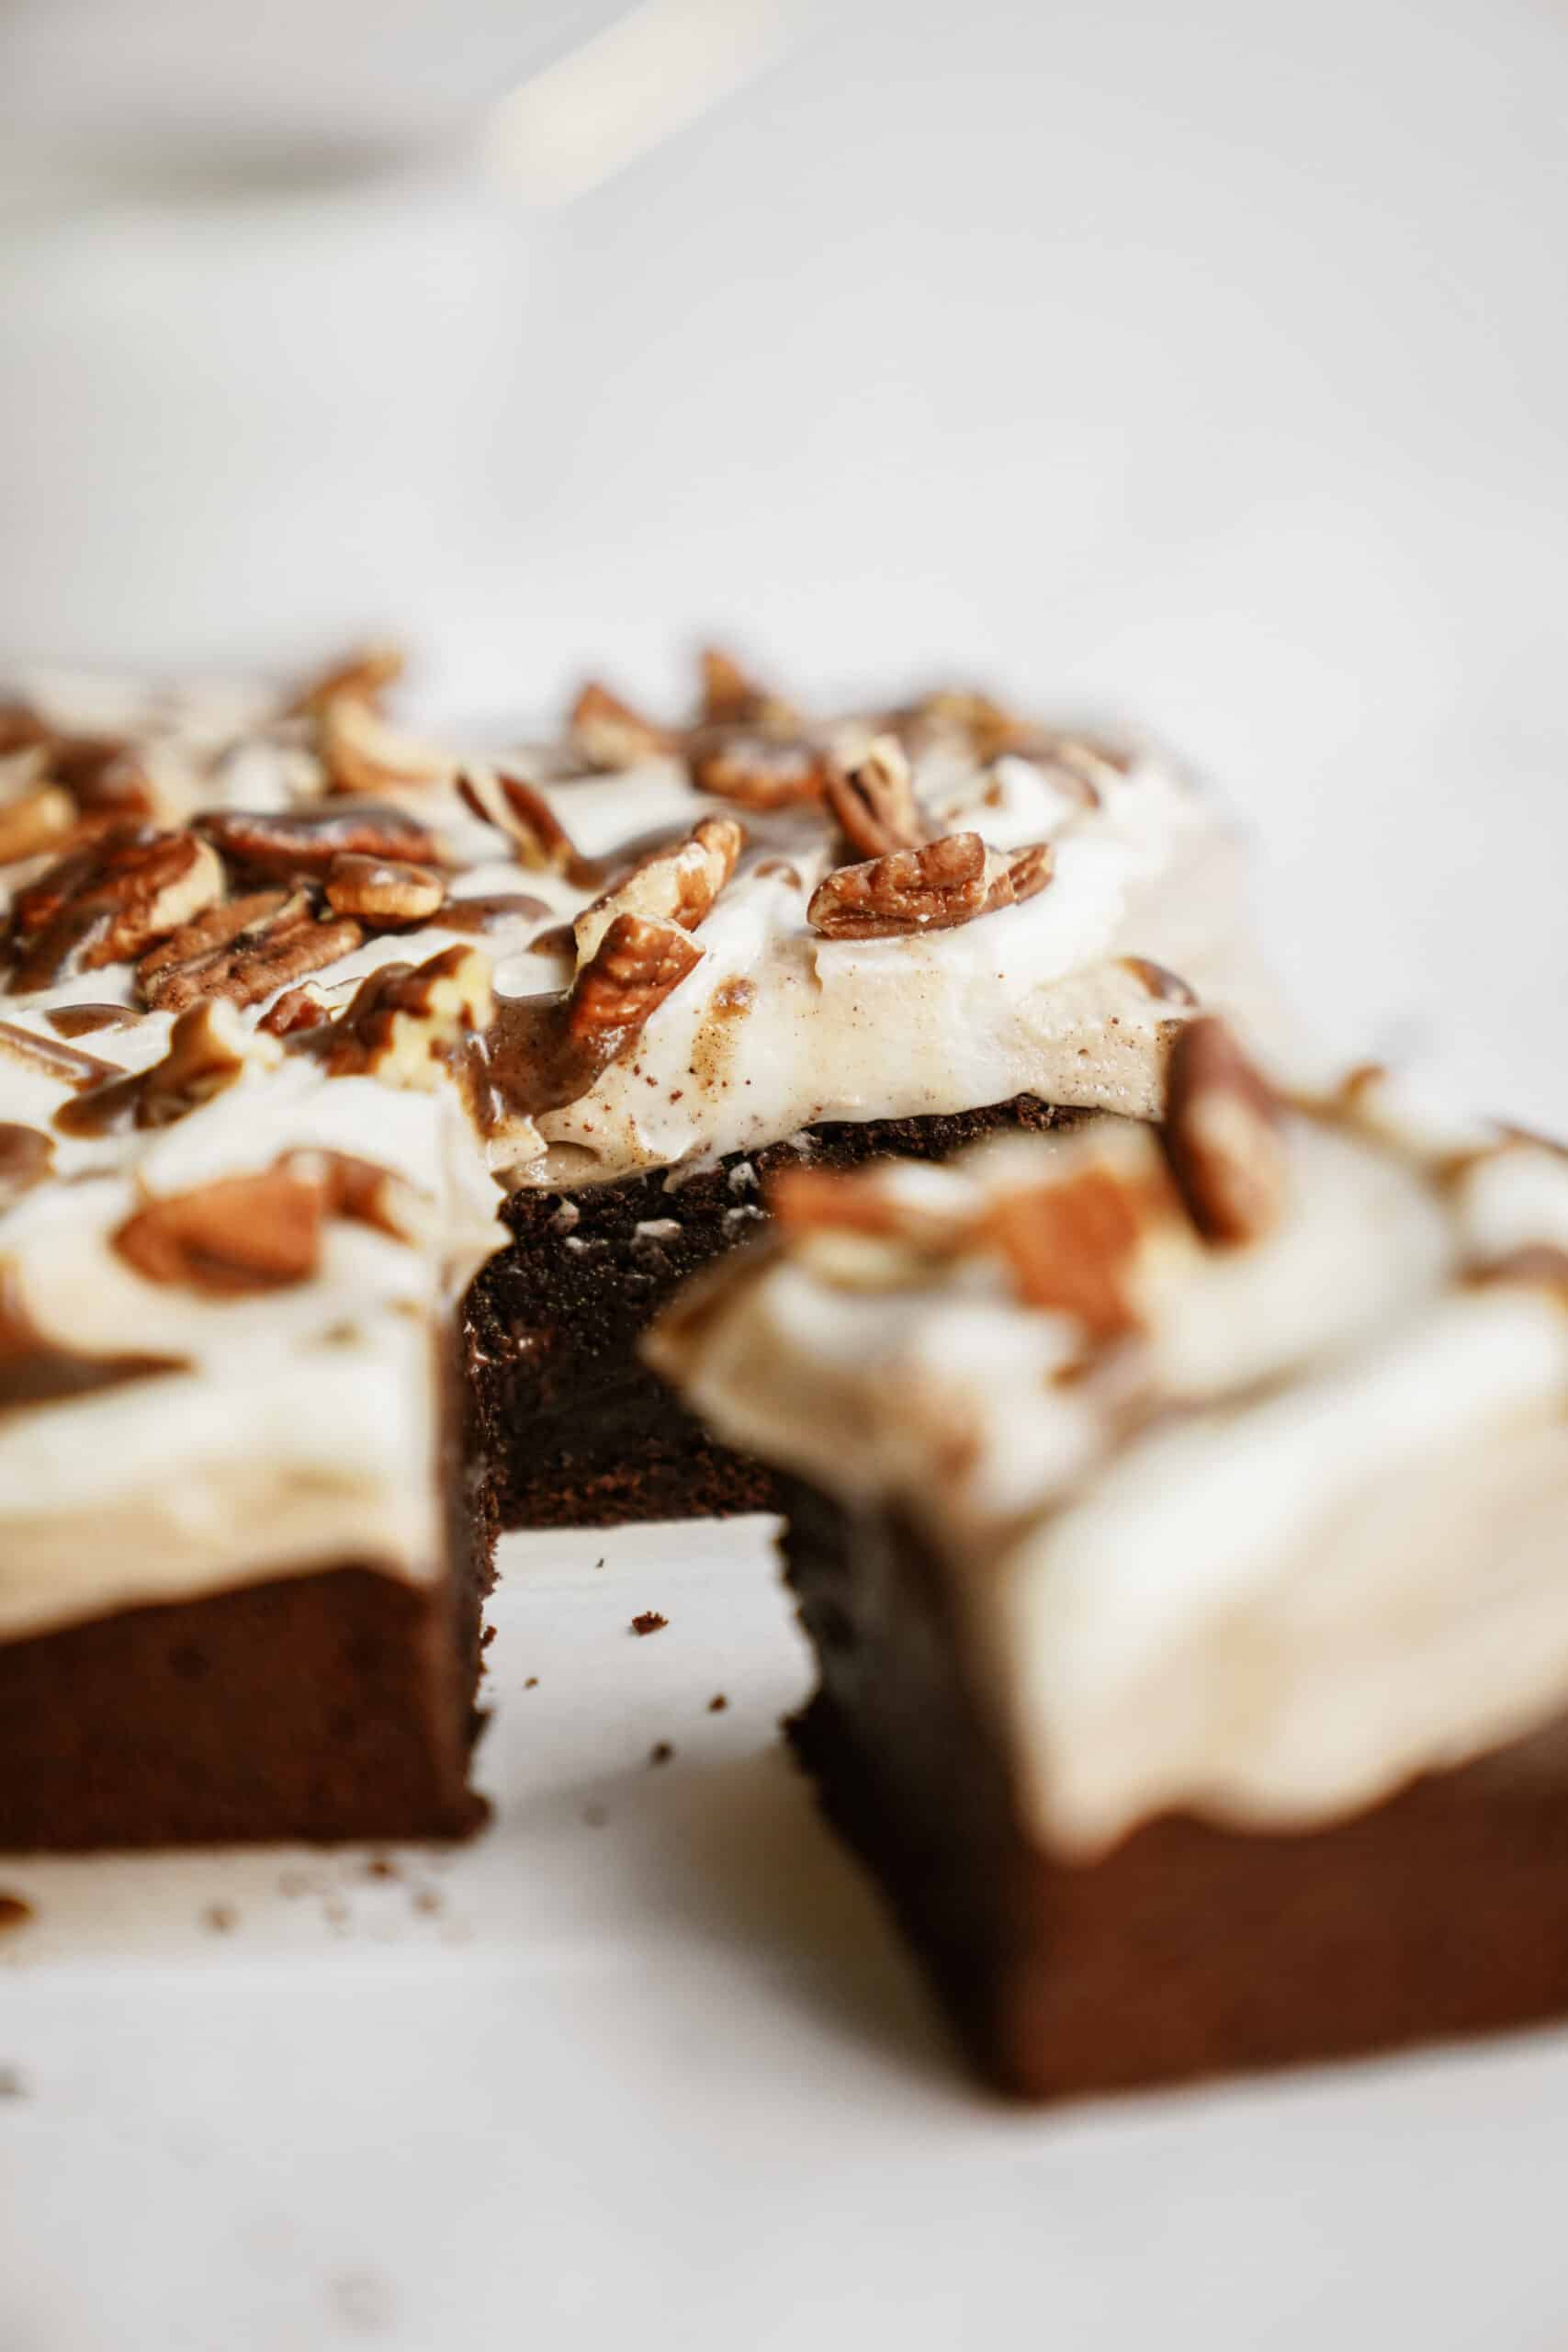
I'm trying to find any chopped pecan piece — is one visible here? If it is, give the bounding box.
[49,738,159,819]
[198,804,444,881]
[0,1122,54,1207]
[317,695,454,797]
[457,767,595,882]
[769,1162,964,1246]
[1162,1016,1288,1246]
[1120,956,1198,1005]
[6,831,224,992]
[140,890,362,1015]
[824,735,927,857]
[288,639,406,718]
[573,816,741,965]
[115,1163,328,1294]
[0,706,50,757]
[324,853,445,927]
[112,1148,422,1295]
[258,983,331,1038]
[984,1148,1186,1339]
[694,647,797,734]
[564,914,702,1044]
[568,682,673,771]
[134,1000,283,1127]
[0,785,76,866]
[307,943,494,1087]
[688,733,827,811]
[807,832,1053,940]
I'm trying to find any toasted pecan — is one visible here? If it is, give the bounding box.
[115,1163,328,1294]
[457,767,595,882]
[324,853,445,927]
[564,914,703,1043]
[0,785,76,867]
[306,942,494,1087]
[694,647,797,734]
[984,1157,1181,1338]
[6,831,224,992]
[317,695,454,797]
[807,832,1052,940]
[112,1147,420,1295]
[1162,1016,1287,1246]
[573,816,741,965]
[198,804,443,881]
[569,682,673,770]
[688,732,826,812]
[288,640,406,718]
[823,735,927,857]
[140,891,363,1015]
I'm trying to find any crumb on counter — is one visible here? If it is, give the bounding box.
[630,1611,668,1636]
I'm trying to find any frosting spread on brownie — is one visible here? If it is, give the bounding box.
[0,647,1262,1637]
[649,1036,1568,1855]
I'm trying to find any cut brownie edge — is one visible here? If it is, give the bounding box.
[781,1474,1568,2104]
[468,1094,1086,1531]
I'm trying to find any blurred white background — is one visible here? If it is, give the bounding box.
[5,6,1568,2346]
[4,0,1567,1114]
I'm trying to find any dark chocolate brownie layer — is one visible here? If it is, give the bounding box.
[0,1346,496,1853]
[467,1095,1083,1529]
[782,1475,1568,2102]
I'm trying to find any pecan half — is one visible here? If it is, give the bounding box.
[824,734,927,857]
[0,785,76,866]
[569,682,673,771]
[198,805,444,881]
[112,1147,421,1295]
[115,1163,329,1294]
[564,914,702,1044]
[317,695,454,797]
[306,942,494,1087]
[573,816,741,965]
[6,831,224,992]
[140,890,363,1015]
[1162,1016,1288,1246]
[807,832,1053,940]
[288,639,406,718]
[324,853,445,927]
[687,733,826,812]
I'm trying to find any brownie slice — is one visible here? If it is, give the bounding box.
[466,1093,1085,1528]
[783,1475,1568,2102]
[0,1344,495,1852]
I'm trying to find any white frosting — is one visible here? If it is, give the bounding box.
[652,1100,1568,1855]
[0,657,1268,1641]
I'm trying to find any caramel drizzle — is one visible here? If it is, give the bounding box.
[0,1018,119,1090]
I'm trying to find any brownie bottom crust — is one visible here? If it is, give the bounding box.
[781,1475,1568,2103]
[466,1094,1084,1531]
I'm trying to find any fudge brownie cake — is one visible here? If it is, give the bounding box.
[649,1024,1568,2099]
[0,644,1268,1848]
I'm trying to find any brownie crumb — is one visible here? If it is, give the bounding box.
[630,1611,668,1636]
[649,1742,675,1767]
[0,1893,34,1935]
[594,1556,606,1571]
[202,1904,237,1934]
[364,1854,398,1882]
[525,1675,539,1690]
[480,1624,498,1651]
[707,1693,728,1713]
[0,2066,26,2100]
